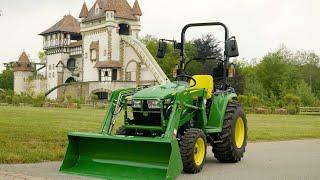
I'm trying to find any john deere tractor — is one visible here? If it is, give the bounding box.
[60,22,247,180]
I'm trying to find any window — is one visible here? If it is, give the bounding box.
[52,72,55,78]
[91,50,97,61]
[104,71,109,77]
[49,73,51,78]
[104,50,107,56]
[52,64,55,70]
[85,53,88,59]
[119,23,130,35]
[112,69,118,81]
[95,4,99,15]
[49,65,51,70]
[65,77,76,83]
[67,58,76,71]
[95,92,108,100]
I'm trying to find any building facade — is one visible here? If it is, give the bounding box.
[13,0,168,100]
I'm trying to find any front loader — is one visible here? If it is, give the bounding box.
[60,22,248,180]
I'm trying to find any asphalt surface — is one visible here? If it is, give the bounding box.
[0,139,319,180]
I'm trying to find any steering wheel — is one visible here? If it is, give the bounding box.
[176,74,197,87]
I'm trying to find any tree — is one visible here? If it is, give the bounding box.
[0,69,14,90]
[38,51,46,63]
[187,34,223,75]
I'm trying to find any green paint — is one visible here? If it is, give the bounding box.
[60,82,237,179]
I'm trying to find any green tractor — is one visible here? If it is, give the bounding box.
[60,22,248,180]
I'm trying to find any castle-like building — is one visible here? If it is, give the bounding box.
[12,0,168,100]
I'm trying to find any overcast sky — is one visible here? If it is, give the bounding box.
[0,0,319,71]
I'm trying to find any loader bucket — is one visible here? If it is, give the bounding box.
[60,132,183,180]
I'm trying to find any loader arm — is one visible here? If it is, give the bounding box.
[101,87,143,134]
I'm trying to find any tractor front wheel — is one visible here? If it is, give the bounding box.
[212,102,247,163]
[180,128,207,173]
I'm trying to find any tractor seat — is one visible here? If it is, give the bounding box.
[190,75,214,99]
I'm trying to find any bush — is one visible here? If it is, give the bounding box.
[0,93,6,103]
[248,95,261,108]
[33,94,46,107]
[5,95,12,104]
[283,93,300,114]
[91,94,99,105]
[237,95,248,106]
[11,95,20,106]
[287,104,298,115]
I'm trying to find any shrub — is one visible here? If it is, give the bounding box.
[0,93,6,103]
[91,94,99,105]
[287,104,298,115]
[248,95,261,108]
[5,95,12,104]
[237,95,248,106]
[11,95,21,106]
[33,94,46,107]
[283,93,300,114]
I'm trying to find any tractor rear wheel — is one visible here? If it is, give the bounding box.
[180,128,207,173]
[212,102,247,163]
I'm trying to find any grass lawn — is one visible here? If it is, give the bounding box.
[0,106,320,164]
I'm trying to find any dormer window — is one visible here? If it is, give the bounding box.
[95,4,99,15]
[91,50,97,61]
[90,41,99,61]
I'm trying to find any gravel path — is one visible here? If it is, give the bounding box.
[1,139,319,180]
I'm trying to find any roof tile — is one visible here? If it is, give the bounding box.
[40,15,80,35]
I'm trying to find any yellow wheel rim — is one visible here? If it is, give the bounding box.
[235,117,245,148]
[194,137,205,166]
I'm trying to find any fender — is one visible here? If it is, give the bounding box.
[206,90,237,133]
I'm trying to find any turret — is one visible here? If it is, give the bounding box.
[13,52,34,94]
[131,0,142,38]
[79,2,89,19]
[39,14,81,99]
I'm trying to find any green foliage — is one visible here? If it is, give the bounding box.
[240,46,320,108]
[38,51,46,64]
[0,69,14,90]
[294,81,317,106]
[142,34,223,80]
[33,94,46,107]
[283,93,300,115]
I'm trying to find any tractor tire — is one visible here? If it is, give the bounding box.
[212,102,247,163]
[180,128,207,173]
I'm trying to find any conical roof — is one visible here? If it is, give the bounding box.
[18,52,30,62]
[13,52,33,72]
[132,0,142,16]
[79,2,89,18]
[39,15,80,35]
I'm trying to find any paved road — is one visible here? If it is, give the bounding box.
[0,139,319,180]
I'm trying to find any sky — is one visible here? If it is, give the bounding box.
[0,0,319,71]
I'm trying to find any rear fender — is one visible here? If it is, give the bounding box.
[207,91,237,131]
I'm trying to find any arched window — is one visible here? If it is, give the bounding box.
[67,58,76,71]
[95,92,108,100]
[65,77,76,83]
[119,23,130,35]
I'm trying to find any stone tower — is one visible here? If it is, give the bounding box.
[13,52,34,94]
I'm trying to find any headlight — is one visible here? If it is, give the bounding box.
[132,100,142,108]
[147,100,161,109]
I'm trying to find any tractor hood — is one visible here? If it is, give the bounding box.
[133,82,188,99]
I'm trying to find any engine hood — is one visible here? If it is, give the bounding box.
[133,82,188,100]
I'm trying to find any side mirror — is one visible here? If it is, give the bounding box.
[156,41,167,58]
[226,37,239,57]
